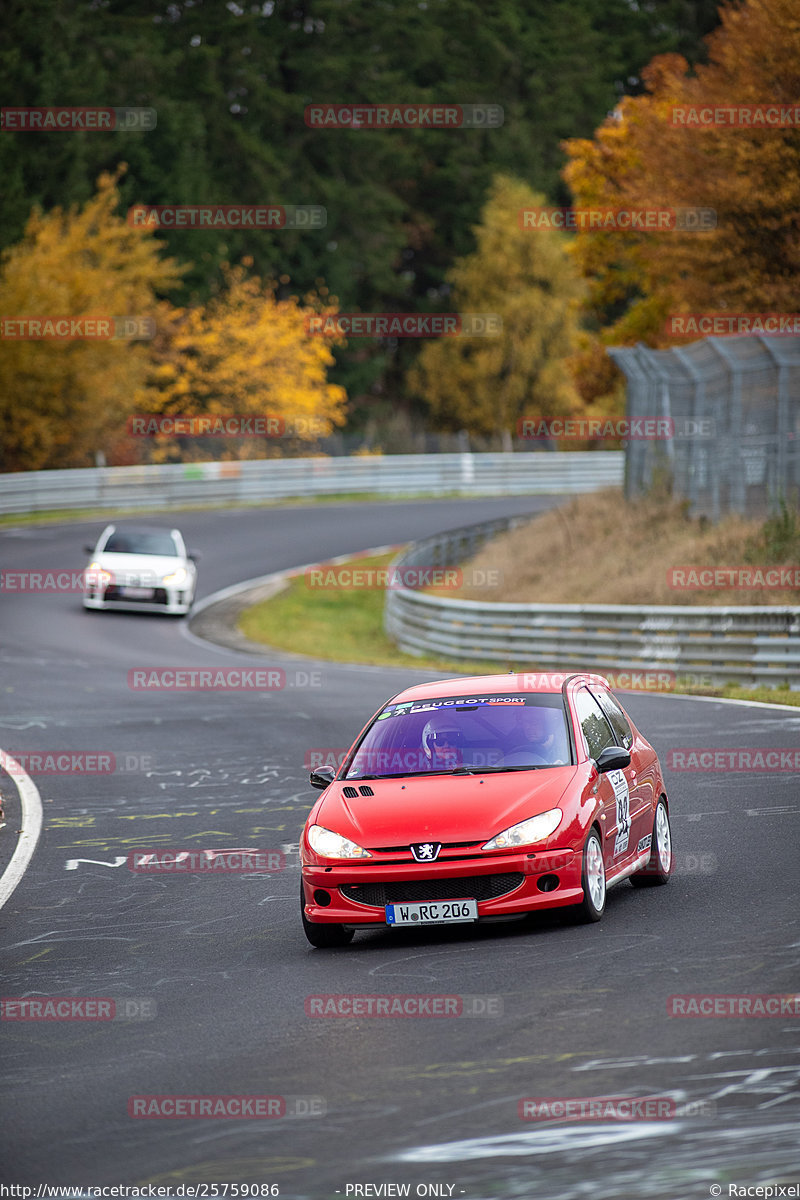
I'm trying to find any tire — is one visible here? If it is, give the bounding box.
[630,799,672,887]
[301,882,355,948]
[575,828,605,922]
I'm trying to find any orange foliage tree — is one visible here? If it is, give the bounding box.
[562,0,800,348]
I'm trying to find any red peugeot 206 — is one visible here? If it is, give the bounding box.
[300,672,672,947]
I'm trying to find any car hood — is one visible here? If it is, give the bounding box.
[315,768,577,847]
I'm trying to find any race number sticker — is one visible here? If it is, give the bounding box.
[609,768,631,856]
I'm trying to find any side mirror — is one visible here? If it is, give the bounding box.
[187,551,201,563]
[310,766,336,790]
[594,746,631,773]
[84,544,95,554]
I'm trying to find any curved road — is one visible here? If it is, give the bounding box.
[1,497,798,1199]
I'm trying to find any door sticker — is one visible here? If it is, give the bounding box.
[609,768,630,856]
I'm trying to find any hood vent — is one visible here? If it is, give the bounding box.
[358,785,374,796]
[342,786,359,798]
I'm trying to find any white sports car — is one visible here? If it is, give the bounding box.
[83,524,199,615]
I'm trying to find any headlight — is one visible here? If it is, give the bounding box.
[482,808,562,850]
[85,563,113,588]
[162,567,189,586]
[307,824,372,859]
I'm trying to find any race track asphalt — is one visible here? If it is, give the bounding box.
[1,496,798,1199]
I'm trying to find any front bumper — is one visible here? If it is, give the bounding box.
[301,846,583,925]
[83,585,192,614]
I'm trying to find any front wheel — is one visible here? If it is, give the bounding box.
[630,799,672,887]
[575,828,605,922]
[301,882,355,948]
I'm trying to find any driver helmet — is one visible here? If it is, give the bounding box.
[421,711,464,766]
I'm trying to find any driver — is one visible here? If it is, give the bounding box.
[421,711,465,770]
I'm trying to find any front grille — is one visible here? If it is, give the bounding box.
[340,873,525,907]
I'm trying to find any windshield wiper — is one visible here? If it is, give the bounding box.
[445,765,548,774]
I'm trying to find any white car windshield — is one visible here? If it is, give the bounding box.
[103,530,180,556]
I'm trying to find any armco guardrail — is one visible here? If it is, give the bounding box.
[384,519,800,688]
[0,452,623,515]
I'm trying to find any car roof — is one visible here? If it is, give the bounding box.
[388,672,609,704]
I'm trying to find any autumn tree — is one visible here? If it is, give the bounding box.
[562,0,800,347]
[409,175,585,442]
[144,263,347,462]
[0,168,185,470]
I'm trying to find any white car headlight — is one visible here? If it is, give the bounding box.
[482,808,562,851]
[307,824,372,859]
[85,562,113,588]
[162,566,189,586]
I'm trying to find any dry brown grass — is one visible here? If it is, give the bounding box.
[446,488,800,606]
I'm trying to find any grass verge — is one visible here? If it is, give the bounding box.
[237,550,800,706]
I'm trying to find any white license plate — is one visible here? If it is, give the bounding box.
[385,899,478,926]
[120,586,154,598]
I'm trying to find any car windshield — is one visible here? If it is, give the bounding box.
[103,530,180,556]
[344,693,571,779]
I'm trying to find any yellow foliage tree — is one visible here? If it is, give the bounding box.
[409,175,585,442]
[0,167,185,470]
[145,263,348,461]
[562,0,800,346]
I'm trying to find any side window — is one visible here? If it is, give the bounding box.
[573,688,616,760]
[595,690,633,750]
